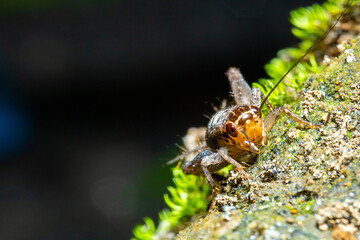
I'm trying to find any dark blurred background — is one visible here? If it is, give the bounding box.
[0,0,323,239]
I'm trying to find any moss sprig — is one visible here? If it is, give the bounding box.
[132,168,210,240]
[254,0,352,115]
[132,217,156,240]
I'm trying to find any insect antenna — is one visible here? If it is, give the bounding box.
[259,0,354,111]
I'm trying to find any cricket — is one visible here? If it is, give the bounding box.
[169,1,354,198]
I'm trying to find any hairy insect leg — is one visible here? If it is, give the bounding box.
[218,148,250,180]
[183,150,227,175]
[250,87,273,111]
[226,68,252,106]
[182,150,226,198]
[250,88,261,108]
[264,106,322,132]
[183,148,252,205]
[200,163,220,200]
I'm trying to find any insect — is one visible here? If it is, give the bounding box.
[170,1,353,197]
[181,67,322,195]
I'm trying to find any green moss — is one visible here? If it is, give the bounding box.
[162,168,210,225]
[132,217,156,240]
[253,0,353,115]
[132,168,210,240]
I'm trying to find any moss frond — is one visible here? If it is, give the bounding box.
[290,4,330,41]
[132,217,156,240]
[253,0,351,115]
[132,168,210,239]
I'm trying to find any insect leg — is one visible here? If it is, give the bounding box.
[250,88,261,108]
[264,106,322,132]
[182,150,213,176]
[251,87,273,110]
[226,68,252,106]
[218,148,250,180]
[182,149,229,191]
[200,162,219,199]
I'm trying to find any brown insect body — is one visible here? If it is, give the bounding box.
[182,68,272,178]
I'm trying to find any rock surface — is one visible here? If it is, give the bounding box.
[175,40,360,240]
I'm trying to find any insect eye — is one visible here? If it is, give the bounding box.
[226,122,238,137]
[238,113,253,125]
